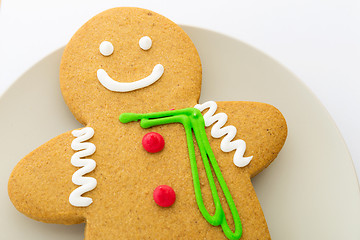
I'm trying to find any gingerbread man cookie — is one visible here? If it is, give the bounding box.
[8,7,287,239]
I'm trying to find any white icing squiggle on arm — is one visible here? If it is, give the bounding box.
[194,101,253,167]
[69,127,97,207]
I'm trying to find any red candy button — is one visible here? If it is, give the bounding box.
[153,185,176,207]
[142,132,165,153]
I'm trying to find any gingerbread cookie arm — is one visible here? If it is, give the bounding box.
[8,130,90,224]
[204,101,287,177]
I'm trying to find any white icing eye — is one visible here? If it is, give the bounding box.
[139,36,152,50]
[99,41,114,56]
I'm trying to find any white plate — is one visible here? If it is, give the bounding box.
[1,26,359,240]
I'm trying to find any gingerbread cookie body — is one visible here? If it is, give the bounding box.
[8,7,287,239]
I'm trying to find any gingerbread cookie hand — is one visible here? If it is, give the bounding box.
[203,101,287,177]
[8,130,89,224]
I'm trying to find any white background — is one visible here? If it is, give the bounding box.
[0,0,359,181]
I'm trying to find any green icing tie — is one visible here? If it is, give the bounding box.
[119,108,242,240]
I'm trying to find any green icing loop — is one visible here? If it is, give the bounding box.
[119,108,242,240]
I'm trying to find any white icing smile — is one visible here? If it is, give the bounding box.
[97,37,164,92]
[97,64,164,92]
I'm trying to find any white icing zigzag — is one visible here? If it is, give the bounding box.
[194,101,253,167]
[69,127,97,207]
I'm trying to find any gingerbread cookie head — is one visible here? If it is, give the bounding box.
[60,7,202,125]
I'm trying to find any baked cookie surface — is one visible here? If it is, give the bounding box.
[8,7,287,240]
